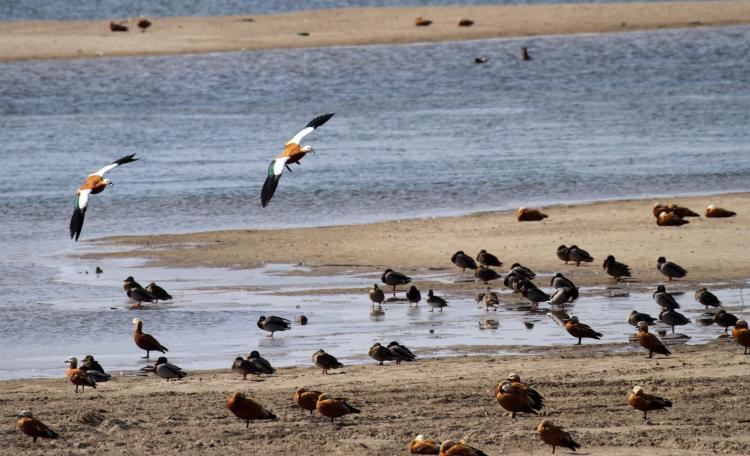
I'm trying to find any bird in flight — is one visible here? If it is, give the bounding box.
[69,154,139,241]
[260,113,334,207]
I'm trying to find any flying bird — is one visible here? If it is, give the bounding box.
[260,113,334,207]
[69,154,139,241]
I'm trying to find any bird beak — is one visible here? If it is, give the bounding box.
[310,148,316,153]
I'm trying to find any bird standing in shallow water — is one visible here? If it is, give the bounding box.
[260,113,334,207]
[603,255,631,281]
[715,309,739,334]
[694,287,721,310]
[426,290,448,312]
[381,268,412,295]
[659,308,690,334]
[565,316,602,345]
[257,316,291,337]
[69,154,139,241]
[406,285,421,306]
[132,318,168,359]
[369,284,385,307]
[145,282,172,302]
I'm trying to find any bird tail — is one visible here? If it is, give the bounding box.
[159,345,169,353]
[346,404,361,414]
[569,287,579,301]
[568,438,581,451]
[664,399,673,408]
[268,411,278,420]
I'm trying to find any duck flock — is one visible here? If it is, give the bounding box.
[13,113,748,455]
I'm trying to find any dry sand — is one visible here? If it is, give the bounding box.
[91,193,750,288]
[3,341,749,455]
[2,2,750,62]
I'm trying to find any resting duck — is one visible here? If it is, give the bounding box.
[705,204,736,218]
[294,387,323,415]
[556,245,570,264]
[476,249,502,267]
[388,341,416,364]
[406,285,422,306]
[732,320,750,354]
[636,322,670,358]
[316,393,360,423]
[451,250,477,272]
[653,285,680,310]
[226,392,276,427]
[694,287,722,309]
[369,342,394,365]
[409,434,441,454]
[516,207,547,221]
[381,268,412,295]
[476,292,499,311]
[567,245,593,266]
[659,308,690,334]
[16,411,60,443]
[627,386,672,420]
[714,309,739,334]
[657,257,687,282]
[369,284,385,307]
[656,211,688,226]
[550,273,576,289]
[247,351,275,375]
[312,349,343,374]
[495,379,542,419]
[439,440,488,455]
[628,310,656,327]
[153,357,186,381]
[602,255,631,281]
[145,282,172,302]
[474,265,501,284]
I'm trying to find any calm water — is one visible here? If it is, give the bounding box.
[1,0,701,21]
[1,26,750,378]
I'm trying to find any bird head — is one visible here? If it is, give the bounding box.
[132,317,142,326]
[569,316,579,323]
[632,385,643,394]
[637,321,649,331]
[300,145,314,153]
[65,356,77,366]
[736,320,748,329]
[507,372,521,383]
[155,357,168,365]
[657,256,666,264]
[249,351,260,359]
[18,410,33,418]
[103,178,112,187]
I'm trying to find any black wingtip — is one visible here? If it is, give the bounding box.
[261,174,282,208]
[113,153,139,166]
[69,207,86,241]
[305,113,335,129]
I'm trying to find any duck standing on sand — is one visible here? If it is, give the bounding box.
[657,257,687,282]
[715,309,739,334]
[369,342,394,365]
[565,316,602,345]
[536,420,580,454]
[705,204,736,218]
[226,392,277,427]
[316,393,360,423]
[381,268,412,295]
[16,411,60,443]
[567,245,593,266]
[137,18,152,32]
[426,290,448,312]
[257,315,291,337]
[506,373,545,410]
[388,341,416,364]
[153,357,187,381]
[628,310,656,327]
[109,21,128,32]
[659,308,690,334]
[294,387,323,415]
[409,434,441,454]
[451,250,477,272]
[653,285,680,310]
[312,349,343,374]
[65,356,97,393]
[406,285,422,306]
[636,322,670,358]
[516,207,547,221]
[260,113,334,207]
[69,153,139,241]
[694,287,721,310]
[369,284,385,307]
[145,282,172,302]
[627,386,672,420]
[474,265,502,284]
[603,255,631,281]
[732,320,750,354]
[476,249,502,267]
[132,318,168,359]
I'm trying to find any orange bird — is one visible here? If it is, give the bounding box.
[410,434,441,454]
[316,393,360,423]
[495,379,543,419]
[293,387,323,415]
[132,318,168,359]
[260,113,334,207]
[69,153,139,241]
[536,420,580,454]
[656,211,688,226]
[705,204,736,218]
[439,440,489,456]
[516,207,548,221]
[226,392,277,427]
[627,386,672,420]
[732,320,750,354]
[16,411,60,443]
[635,322,670,358]
[65,356,97,393]
[565,316,602,345]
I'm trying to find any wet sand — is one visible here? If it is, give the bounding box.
[3,341,749,454]
[91,193,750,288]
[2,2,750,61]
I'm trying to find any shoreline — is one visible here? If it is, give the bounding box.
[1,2,750,62]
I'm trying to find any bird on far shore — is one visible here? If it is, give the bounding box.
[656,211,688,226]
[312,349,343,374]
[536,420,580,454]
[603,255,631,281]
[227,392,277,427]
[657,257,687,282]
[406,285,421,306]
[714,309,739,334]
[426,290,448,312]
[381,268,412,295]
[705,204,736,218]
[694,287,721,310]
[476,249,502,267]
[257,316,291,337]
[636,322,671,358]
[137,18,152,32]
[294,387,323,415]
[628,386,672,420]
[415,17,432,26]
[153,356,187,381]
[653,203,699,218]
[132,318,168,359]
[369,284,385,307]
[260,113,334,207]
[732,320,750,354]
[70,154,139,241]
[458,18,474,26]
[516,207,547,221]
[16,411,60,443]
[409,434,441,454]
[451,250,477,272]
[565,316,602,345]
[145,282,172,302]
[109,21,128,32]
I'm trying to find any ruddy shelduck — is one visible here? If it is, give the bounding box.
[69,153,139,241]
[732,320,750,354]
[315,393,360,423]
[495,379,543,419]
[16,411,60,443]
[439,440,489,456]
[294,387,323,415]
[627,386,672,420]
[132,318,168,359]
[516,207,547,221]
[656,211,688,226]
[705,204,736,218]
[565,316,602,345]
[409,434,441,454]
[260,113,334,207]
[65,356,97,393]
[226,392,276,427]
[636,322,671,358]
[536,420,580,454]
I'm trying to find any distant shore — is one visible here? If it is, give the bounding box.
[1,2,750,62]
[90,192,750,288]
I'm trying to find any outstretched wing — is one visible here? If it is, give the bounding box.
[69,189,91,241]
[286,113,334,145]
[260,157,290,207]
[91,153,139,177]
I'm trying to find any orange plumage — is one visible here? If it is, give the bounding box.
[316,393,360,423]
[705,205,736,218]
[537,420,580,453]
[732,320,750,354]
[495,380,541,419]
[656,211,688,226]
[410,435,441,454]
[627,386,672,419]
[226,392,276,427]
[65,357,96,393]
[636,324,670,358]
[17,412,60,442]
[516,207,548,221]
[294,387,323,415]
[133,318,168,358]
[565,317,602,344]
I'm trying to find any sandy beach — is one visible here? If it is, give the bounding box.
[3,341,749,455]
[2,2,750,61]
[91,193,750,289]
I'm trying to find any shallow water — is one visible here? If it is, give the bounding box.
[2,26,750,379]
